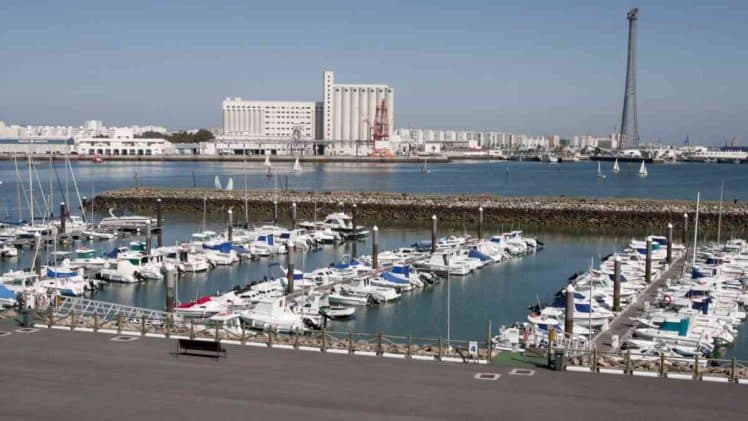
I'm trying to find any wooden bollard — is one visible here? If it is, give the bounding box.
[321,328,328,352]
[70,310,76,331]
[592,348,598,371]
[438,338,443,360]
[659,353,666,377]
[117,315,123,334]
[165,315,171,339]
[625,349,631,374]
[377,332,383,356]
[731,358,736,383]
[93,313,98,333]
[241,326,247,345]
[487,320,493,363]
[215,321,220,343]
[293,331,300,349]
[693,355,699,380]
[348,331,354,354]
[189,320,195,339]
[406,335,412,358]
[267,330,273,348]
[140,315,146,336]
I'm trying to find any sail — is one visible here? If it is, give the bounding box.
[612,159,620,172]
[638,161,647,176]
[214,176,222,190]
[264,154,271,168]
[292,158,302,173]
[225,177,234,191]
[597,162,602,175]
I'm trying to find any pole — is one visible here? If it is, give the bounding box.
[201,197,207,232]
[666,223,673,263]
[717,180,724,244]
[645,238,652,284]
[693,193,700,267]
[59,202,66,234]
[145,220,152,256]
[682,213,688,246]
[286,243,294,294]
[273,200,278,225]
[351,204,358,258]
[446,252,451,347]
[227,209,233,242]
[291,202,297,229]
[564,284,575,340]
[431,215,437,254]
[478,206,483,240]
[165,265,177,313]
[156,198,163,248]
[371,226,379,271]
[613,256,621,312]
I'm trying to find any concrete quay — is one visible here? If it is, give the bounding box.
[1,324,745,421]
[94,188,748,234]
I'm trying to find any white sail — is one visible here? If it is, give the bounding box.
[612,159,620,173]
[225,177,234,191]
[292,158,302,174]
[638,160,647,176]
[214,175,222,190]
[422,158,429,174]
[264,154,271,168]
[596,162,606,179]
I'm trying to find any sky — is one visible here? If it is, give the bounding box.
[1,0,746,145]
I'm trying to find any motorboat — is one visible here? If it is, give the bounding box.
[341,277,400,303]
[239,296,312,332]
[98,209,153,230]
[175,296,227,318]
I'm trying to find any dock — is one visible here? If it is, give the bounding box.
[593,248,688,352]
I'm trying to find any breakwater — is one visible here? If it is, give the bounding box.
[92,188,748,234]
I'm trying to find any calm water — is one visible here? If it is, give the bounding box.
[2,212,746,359]
[1,160,747,220]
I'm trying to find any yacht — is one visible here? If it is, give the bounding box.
[239,296,311,332]
[340,277,400,303]
[98,209,153,230]
[638,160,648,177]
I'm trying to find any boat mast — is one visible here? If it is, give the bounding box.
[692,192,700,266]
[49,156,54,219]
[66,156,86,223]
[28,155,34,226]
[717,180,724,244]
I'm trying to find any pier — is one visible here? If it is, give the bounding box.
[593,248,688,353]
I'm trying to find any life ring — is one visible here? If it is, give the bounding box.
[663,295,672,305]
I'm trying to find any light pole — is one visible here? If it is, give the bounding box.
[446,252,451,347]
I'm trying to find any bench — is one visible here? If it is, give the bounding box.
[177,339,227,359]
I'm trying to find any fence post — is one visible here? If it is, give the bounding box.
[592,348,598,371]
[189,320,194,339]
[406,335,412,359]
[93,313,98,333]
[117,315,123,334]
[659,354,666,378]
[377,332,383,356]
[240,325,247,345]
[693,355,699,380]
[438,338,443,361]
[731,358,736,383]
[70,310,76,331]
[47,310,53,328]
[625,349,631,375]
[348,331,354,354]
[215,321,220,343]
[165,315,171,339]
[140,315,146,336]
[321,328,328,352]
[293,331,299,349]
[267,330,273,348]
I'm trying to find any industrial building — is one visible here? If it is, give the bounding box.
[221,70,394,149]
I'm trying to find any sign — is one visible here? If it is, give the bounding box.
[468,341,478,355]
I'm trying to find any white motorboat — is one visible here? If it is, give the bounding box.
[341,277,400,303]
[328,287,371,306]
[239,296,311,332]
[175,296,227,318]
[98,209,153,230]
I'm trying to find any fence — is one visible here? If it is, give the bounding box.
[35,308,492,364]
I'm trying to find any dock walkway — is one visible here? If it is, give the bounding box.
[594,249,688,353]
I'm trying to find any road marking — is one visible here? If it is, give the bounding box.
[16,328,39,334]
[111,336,139,342]
[474,373,501,381]
[566,366,592,373]
[509,368,535,376]
[702,376,729,383]
[0,331,10,337]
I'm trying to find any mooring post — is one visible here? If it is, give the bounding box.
[227,209,233,242]
[666,223,673,263]
[431,215,437,254]
[291,202,297,229]
[117,315,123,334]
[625,349,631,375]
[93,313,98,333]
[348,331,354,354]
[371,226,379,271]
[145,220,152,256]
[478,207,483,240]
[156,198,163,247]
[286,243,295,294]
[565,284,575,339]
[645,238,653,284]
[273,200,278,225]
[70,310,76,331]
[659,353,666,377]
[351,204,358,258]
[406,335,412,359]
[377,332,383,356]
[165,265,177,313]
[140,315,146,336]
[438,337,443,360]
[613,256,622,312]
[731,357,736,383]
[59,202,66,234]
[694,355,699,380]
[321,327,327,352]
[682,213,688,246]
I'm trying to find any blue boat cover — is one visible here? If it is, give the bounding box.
[468,248,491,262]
[0,284,15,300]
[47,268,77,278]
[203,241,233,253]
[382,272,409,284]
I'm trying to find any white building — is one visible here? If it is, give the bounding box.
[222,98,318,140]
[75,128,172,156]
[322,70,394,142]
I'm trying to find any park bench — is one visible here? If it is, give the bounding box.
[176,339,227,359]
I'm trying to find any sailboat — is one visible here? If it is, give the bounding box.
[214,176,222,190]
[292,158,302,174]
[612,159,620,173]
[264,154,272,177]
[225,177,234,191]
[596,162,606,179]
[422,158,430,174]
[638,160,648,177]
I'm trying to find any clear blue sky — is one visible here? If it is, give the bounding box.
[1,0,746,144]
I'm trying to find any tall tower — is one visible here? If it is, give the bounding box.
[619,8,639,150]
[322,71,334,140]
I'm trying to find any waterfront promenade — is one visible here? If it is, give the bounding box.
[0,325,744,420]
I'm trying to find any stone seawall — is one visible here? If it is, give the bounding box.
[93,188,748,234]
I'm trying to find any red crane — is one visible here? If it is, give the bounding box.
[372,99,389,141]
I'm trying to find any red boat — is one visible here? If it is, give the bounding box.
[92,155,104,164]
